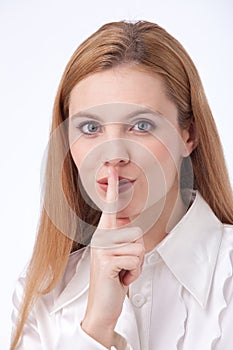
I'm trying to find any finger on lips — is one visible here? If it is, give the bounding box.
[98,165,119,230]
[106,166,119,203]
[92,165,144,248]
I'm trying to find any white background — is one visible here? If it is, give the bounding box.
[0,0,232,348]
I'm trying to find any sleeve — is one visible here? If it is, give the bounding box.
[77,323,133,350]
[55,322,133,350]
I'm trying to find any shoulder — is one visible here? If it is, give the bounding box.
[13,247,88,302]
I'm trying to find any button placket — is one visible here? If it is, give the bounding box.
[129,262,154,350]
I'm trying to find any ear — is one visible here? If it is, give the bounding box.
[181,121,199,157]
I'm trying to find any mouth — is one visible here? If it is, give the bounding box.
[97,176,136,193]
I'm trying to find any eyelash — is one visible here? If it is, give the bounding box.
[76,120,156,135]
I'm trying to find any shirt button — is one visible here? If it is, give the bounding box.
[147,253,159,265]
[132,294,146,308]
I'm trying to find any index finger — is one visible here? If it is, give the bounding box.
[98,165,119,229]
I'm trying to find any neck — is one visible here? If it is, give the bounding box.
[131,185,188,253]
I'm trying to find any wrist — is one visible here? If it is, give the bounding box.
[81,318,116,348]
[111,331,128,350]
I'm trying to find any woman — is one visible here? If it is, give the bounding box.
[10,20,233,350]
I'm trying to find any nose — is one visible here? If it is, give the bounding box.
[104,157,129,167]
[101,139,130,167]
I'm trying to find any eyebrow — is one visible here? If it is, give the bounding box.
[70,107,165,122]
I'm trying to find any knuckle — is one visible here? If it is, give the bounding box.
[134,242,145,256]
[140,244,146,255]
[131,256,140,267]
[136,266,142,277]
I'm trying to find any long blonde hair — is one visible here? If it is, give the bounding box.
[11,20,233,349]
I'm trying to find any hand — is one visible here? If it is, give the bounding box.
[81,165,145,348]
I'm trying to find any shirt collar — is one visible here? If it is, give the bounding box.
[156,190,223,308]
[50,247,90,314]
[50,190,223,314]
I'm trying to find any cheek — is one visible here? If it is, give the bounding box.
[70,140,112,211]
[70,141,98,202]
[70,143,83,170]
[70,141,94,173]
[149,136,182,175]
[155,144,177,178]
[151,141,171,162]
[139,139,181,205]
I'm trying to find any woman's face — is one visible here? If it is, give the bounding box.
[68,65,191,225]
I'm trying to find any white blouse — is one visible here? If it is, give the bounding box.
[11,191,233,350]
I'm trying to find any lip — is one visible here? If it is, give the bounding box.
[97,176,136,193]
[97,176,135,184]
[116,217,131,225]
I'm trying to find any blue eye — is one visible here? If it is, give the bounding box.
[75,119,155,135]
[78,121,100,135]
[132,120,155,132]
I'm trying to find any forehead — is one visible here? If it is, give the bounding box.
[68,66,178,122]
